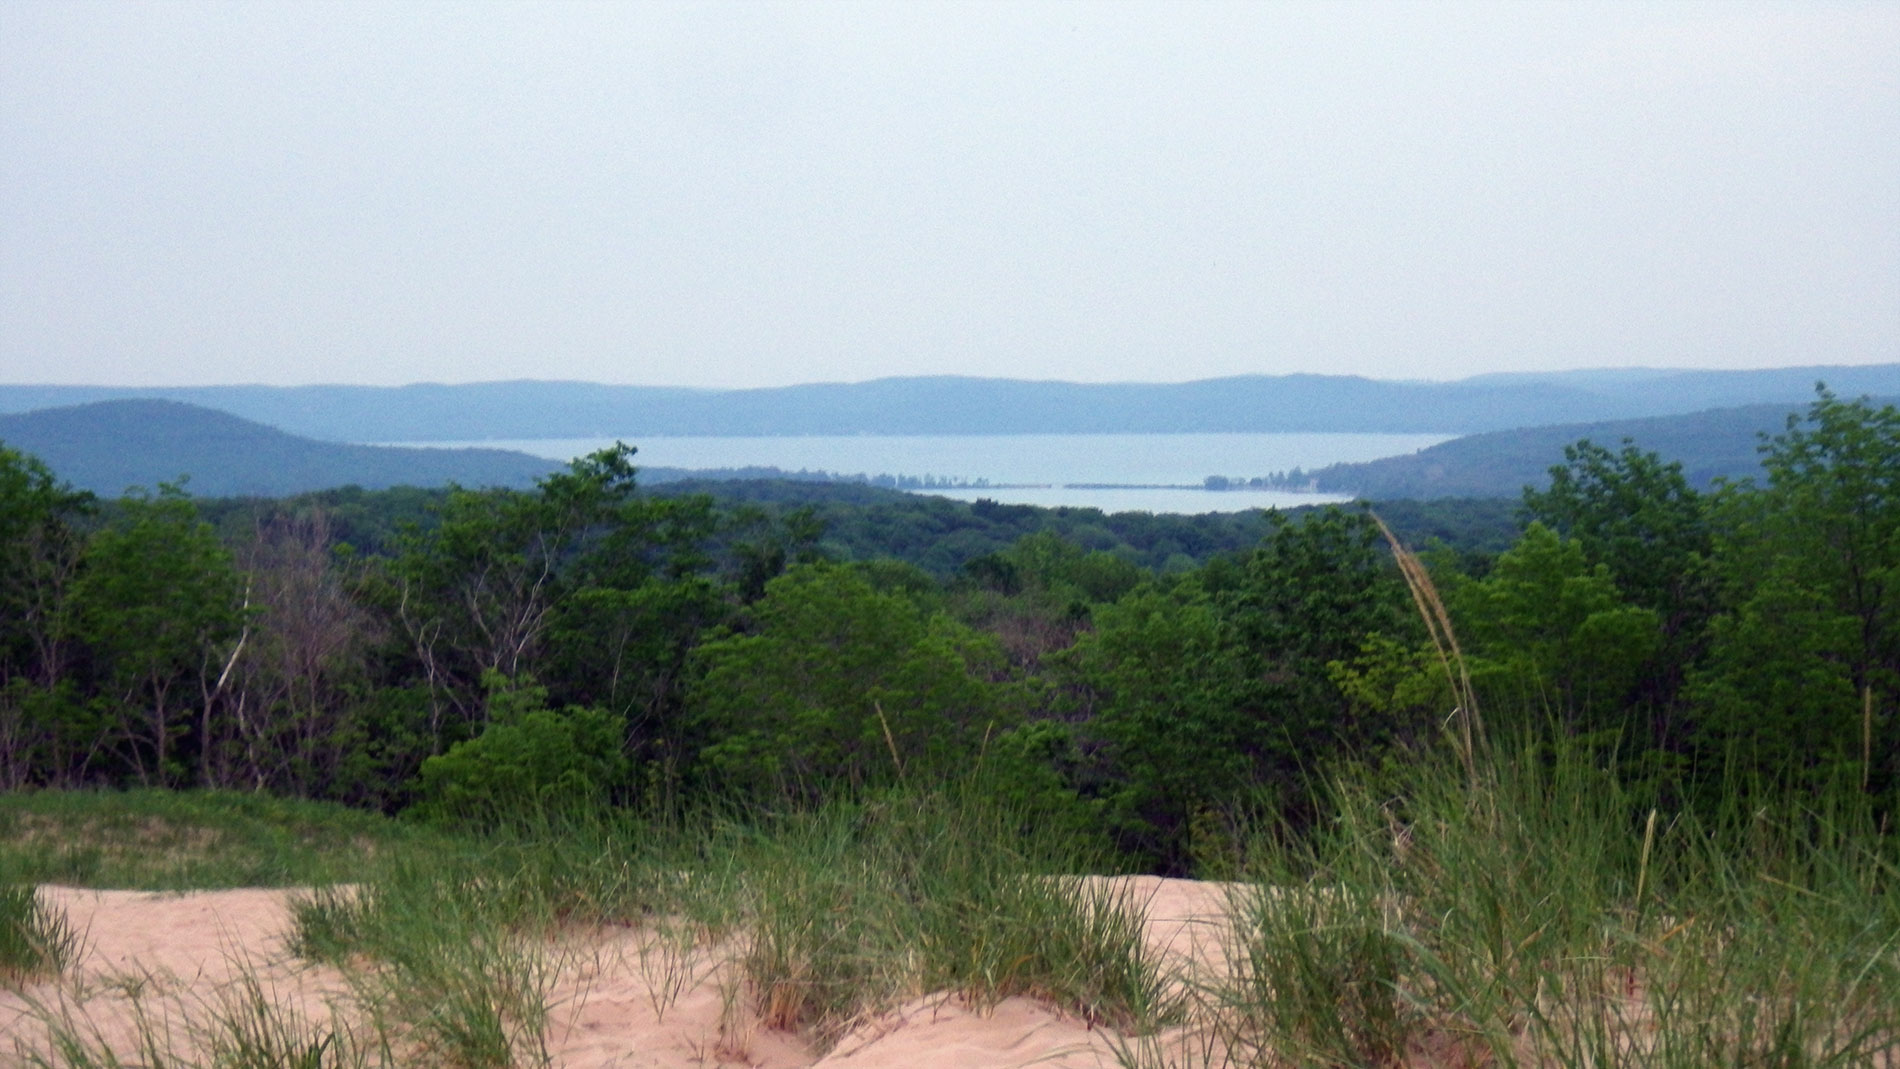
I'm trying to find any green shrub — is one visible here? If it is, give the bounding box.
[409,674,628,828]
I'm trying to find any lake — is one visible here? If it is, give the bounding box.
[389,432,1449,514]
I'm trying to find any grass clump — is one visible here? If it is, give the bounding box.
[1223,882,1413,1067]
[349,923,552,1069]
[193,968,375,1069]
[0,884,82,985]
[284,809,694,1067]
[16,966,375,1069]
[288,858,560,1067]
[1208,739,1900,1069]
[721,786,1179,1047]
[287,885,374,968]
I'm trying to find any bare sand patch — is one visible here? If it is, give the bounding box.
[4,886,353,1063]
[2,878,1234,1069]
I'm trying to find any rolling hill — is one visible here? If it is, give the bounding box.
[0,400,563,497]
[1289,399,1900,499]
[2,364,1894,441]
[7,388,1896,504]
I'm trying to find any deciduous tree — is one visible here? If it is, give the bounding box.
[67,484,244,785]
[688,564,1003,804]
[0,446,93,787]
[1692,391,1900,790]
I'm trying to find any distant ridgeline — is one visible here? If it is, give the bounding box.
[3,373,1897,502]
[1269,398,1900,499]
[0,400,562,498]
[2,364,1896,440]
[10,391,1853,567]
[0,399,1016,499]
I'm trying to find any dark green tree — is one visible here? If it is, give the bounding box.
[953,531,1146,672]
[383,444,717,755]
[722,504,826,601]
[1445,522,1661,734]
[1220,509,1414,754]
[1524,439,1713,627]
[1691,391,1900,790]
[1524,438,1714,743]
[1061,582,1253,867]
[0,446,94,787]
[1066,509,1413,870]
[67,484,245,786]
[542,575,725,770]
[687,564,1004,804]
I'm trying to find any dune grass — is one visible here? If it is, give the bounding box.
[0,884,83,986]
[284,787,1178,1057]
[710,788,1178,1045]
[7,754,1895,1068]
[16,966,377,1069]
[1199,740,1900,1069]
[282,813,680,1068]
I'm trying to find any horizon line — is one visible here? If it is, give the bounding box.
[5,360,1899,393]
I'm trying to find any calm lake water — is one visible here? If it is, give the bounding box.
[392,432,1449,514]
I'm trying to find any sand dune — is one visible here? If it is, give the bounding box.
[3,879,1234,1069]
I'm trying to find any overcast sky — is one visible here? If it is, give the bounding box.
[2,1,1895,388]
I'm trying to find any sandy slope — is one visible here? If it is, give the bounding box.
[3,887,356,1065]
[2,879,1235,1069]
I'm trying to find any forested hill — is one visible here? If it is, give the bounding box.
[0,400,1002,499]
[2,363,1895,440]
[0,399,563,497]
[1293,398,1900,499]
[9,391,1889,508]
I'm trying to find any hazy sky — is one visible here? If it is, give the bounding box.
[2,1,1895,388]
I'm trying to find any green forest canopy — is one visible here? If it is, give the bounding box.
[0,389,1894,872]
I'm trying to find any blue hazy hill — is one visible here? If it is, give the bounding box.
[0,400,562,497]
[2,364,1894,441]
